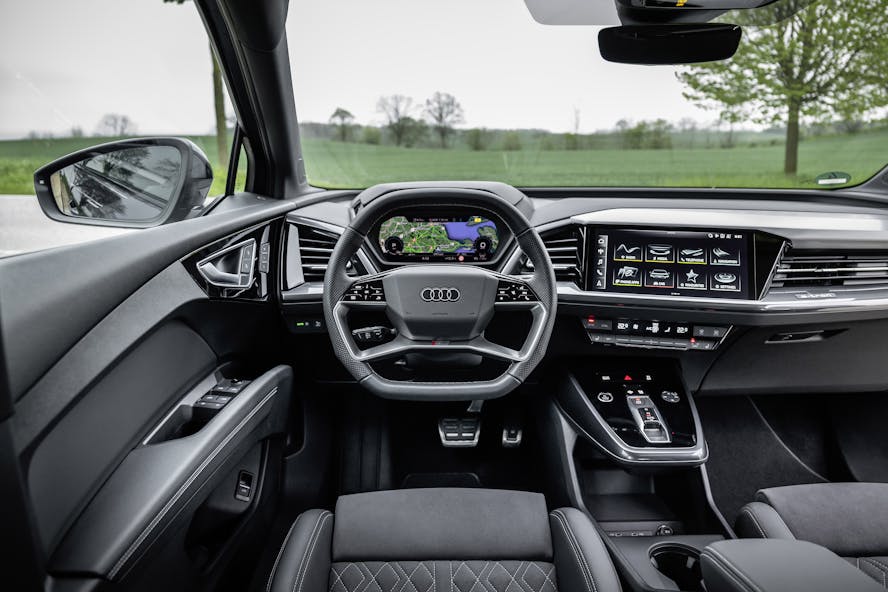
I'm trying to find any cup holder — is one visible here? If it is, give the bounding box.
[650,543,704,592]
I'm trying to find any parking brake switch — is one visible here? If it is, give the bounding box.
[192,378,251,422]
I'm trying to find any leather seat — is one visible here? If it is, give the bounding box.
[735,483,888,588]
[266,488,622,592]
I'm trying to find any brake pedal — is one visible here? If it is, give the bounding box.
[439,417,481,447]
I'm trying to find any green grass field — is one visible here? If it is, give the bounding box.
[300,130,888,190]
[0,129,885,196]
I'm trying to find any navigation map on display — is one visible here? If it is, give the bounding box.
[379,215,499,261]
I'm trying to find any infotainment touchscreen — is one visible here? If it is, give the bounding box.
[591,228,751,299]
[377,214,499,262]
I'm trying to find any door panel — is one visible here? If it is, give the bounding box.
[28,322,216,552]
[12,261,207,453]
[0,194,300,590]
[0,197,294,402]
[51,365,292,581]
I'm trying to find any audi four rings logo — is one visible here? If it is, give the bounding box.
[420,287,461,302]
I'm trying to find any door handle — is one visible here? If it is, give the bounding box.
[199,261,242,285]
[197,239,256,289]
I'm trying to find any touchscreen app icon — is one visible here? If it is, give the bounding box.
[614,265,641,286]
[711,271,741,291]
[645,268,675,288]
[646,244,674,263]
[679,268,707,289]
[711,246,741,265]
[614,243,642,261]
[678,247,706,264]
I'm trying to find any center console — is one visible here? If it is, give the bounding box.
[549,360,726,591]
[556,360,706,465]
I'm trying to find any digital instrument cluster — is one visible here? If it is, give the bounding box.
[590,228,752,299]
[377,213,499,262]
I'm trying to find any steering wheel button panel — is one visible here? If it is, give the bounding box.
[343,280,386,302]
[495,280,537,302]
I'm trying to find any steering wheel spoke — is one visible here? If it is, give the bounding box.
[355,334,523,364]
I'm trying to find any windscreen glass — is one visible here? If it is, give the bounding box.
[287,0,887,190]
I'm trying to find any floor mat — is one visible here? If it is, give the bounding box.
[752,395,853,481]
[696,396,827,526]
[833,394,888,483]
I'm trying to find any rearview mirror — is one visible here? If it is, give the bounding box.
[598,24,742,64]
[33,137,213,228]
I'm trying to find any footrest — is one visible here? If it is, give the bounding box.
[439,417,481,447]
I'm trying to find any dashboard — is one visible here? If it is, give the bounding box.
[278,185,888,396]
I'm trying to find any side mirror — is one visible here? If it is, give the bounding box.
[33,137,213,228]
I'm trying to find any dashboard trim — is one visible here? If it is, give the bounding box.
[285,209,888,315]
[570,208,888,232]
[557,283,888,313]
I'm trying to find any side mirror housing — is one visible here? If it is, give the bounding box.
[33,137,213,228]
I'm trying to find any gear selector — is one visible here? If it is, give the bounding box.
[627,394,671,443]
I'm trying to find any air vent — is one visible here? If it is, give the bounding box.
[770,250,888,289]
[293,224,363,283]
[522,225,585,285]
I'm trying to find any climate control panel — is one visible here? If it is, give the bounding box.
[582,316,730,351]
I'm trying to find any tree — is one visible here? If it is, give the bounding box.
[329,107,355,142]
[565,107,581,150]
[362,126,382,145]
[377,95,415,146]
[502,132,522,151]
[465,128,489,151]
[165,0,228,163]
[423,92,464,148]
[615,119,632,149]
[648,119,673,150]
[400,117,428,148]
[95,113,136,136]
[678,117,697,148]
[677,0,888,175]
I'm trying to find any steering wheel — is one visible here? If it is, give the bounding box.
[323,187,557,400]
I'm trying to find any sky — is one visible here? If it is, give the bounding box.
[0,0,715,139]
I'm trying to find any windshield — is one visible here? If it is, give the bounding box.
[287,0,887,190]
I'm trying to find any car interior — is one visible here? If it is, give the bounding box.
[3,0,888,591]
